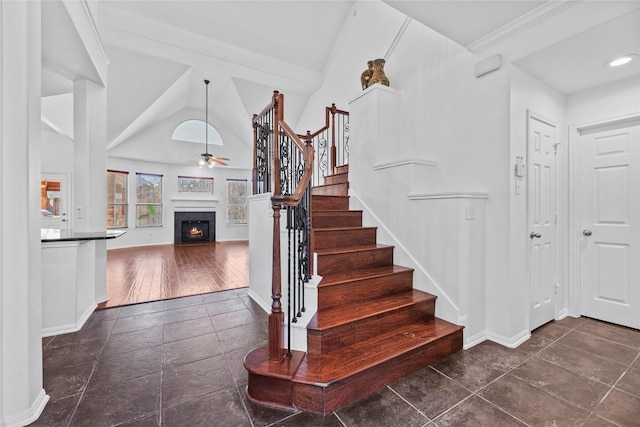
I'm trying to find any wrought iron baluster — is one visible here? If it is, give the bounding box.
[341,115,350,167]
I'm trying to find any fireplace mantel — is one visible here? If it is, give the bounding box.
[171,197,219,210]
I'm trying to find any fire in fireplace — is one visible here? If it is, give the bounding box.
[174,211,216,244]
[181,221,209,243]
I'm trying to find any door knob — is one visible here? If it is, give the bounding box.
[530,232,541,239]
[583,229,592,236]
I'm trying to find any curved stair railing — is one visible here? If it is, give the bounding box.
[252,91,349,360]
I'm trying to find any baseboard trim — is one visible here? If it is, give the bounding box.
[485,329,531,349]
[247,289,270,314]
[95,295,109,304]
[41,303,96,337]
[2,389,49,427]
[463,330,487,349]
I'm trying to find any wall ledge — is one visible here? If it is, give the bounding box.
[171,197,219,210]
[349,83,403,104]
[408,191,489,200]
[374,159,438,170]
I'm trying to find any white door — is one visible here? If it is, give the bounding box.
[528,113,558,330]
[580,119,640,329]
[41,173,70,230]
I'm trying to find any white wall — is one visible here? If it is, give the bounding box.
[105,157,250,249]
[41,128,74,173]
[567,76,640,126]
[295,0,523,347]
[107,108,251,169]
[295,1,408,132]
[381,21,513,345]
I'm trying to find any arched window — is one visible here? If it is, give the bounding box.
[171,120,223,146]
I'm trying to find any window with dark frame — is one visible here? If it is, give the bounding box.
[226,179,247,225]
[178,175,214,193]
[136,172,163,227]
[107,170,128,229]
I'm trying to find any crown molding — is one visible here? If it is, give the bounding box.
[467,0,583,53]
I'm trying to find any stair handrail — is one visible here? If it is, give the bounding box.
[297,104,349,187]
[252,91,313,361]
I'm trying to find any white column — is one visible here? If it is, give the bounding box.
[0,1,48,425]
[73,79,108,302]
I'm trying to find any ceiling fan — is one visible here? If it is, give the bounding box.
[197,79,229,168]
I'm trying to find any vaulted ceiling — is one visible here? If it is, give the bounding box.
[41,0,640,165]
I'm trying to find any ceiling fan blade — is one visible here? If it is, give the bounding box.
[213,157,230,161]
[212,158,228,166]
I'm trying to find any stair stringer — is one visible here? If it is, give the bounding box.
[347,188,461,327]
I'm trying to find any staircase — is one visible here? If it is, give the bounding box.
[245,165,464,415]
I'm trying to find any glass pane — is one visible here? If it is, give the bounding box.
[41,179,61,217]
[107,205,128,228]
[137,174,162,203]
[178,176,213,193]
[136,205,163,227]
[107,172,127,203]
[227,179,247,204]
[227,205,247,224]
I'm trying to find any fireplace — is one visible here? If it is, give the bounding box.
[181,221,209,243]
[174,211,216,244]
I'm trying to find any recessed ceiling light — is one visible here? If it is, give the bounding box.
[606,54,638,68]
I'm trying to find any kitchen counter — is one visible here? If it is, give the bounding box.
[41,228,126,242]
[41,228,126,336]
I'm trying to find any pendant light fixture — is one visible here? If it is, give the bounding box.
[198,79,229,167]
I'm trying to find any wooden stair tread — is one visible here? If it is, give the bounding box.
[294,318,462,385]
[312,195,349,200]
[314,243,391,256]
[314,226,376,232]
[318,265,414,288]
[308,290,436,330]
[313,182,347,189]
[323,172,348,178]
[323,172,349,182]
[313,209,363,213]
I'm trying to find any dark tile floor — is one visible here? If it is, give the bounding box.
[33,288,640,426]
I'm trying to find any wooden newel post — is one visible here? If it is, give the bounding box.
[269,200,285,361]
[268,90,285,361]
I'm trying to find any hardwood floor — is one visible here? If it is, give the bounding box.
[98,241,249,309]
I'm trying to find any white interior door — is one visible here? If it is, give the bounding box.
[41,173,70,230]
[580,119,640,329]
[528,113,558,330]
